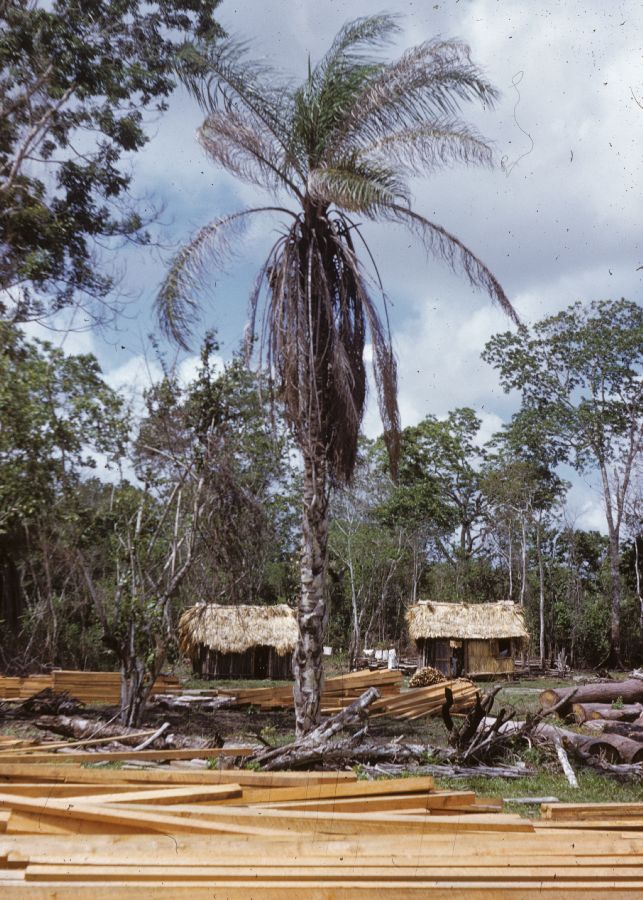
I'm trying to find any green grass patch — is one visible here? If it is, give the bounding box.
[183,677,291,691]
[434,771,643,817]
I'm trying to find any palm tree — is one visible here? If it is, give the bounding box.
[158,15,518,735]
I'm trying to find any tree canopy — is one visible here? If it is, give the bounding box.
[0,0,223,322]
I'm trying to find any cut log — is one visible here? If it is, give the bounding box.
[602,722,643,741]
[580,734,643,764]
[572,703,643,724]
[540,680,643,717]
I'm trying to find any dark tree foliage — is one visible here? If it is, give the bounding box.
[0,0,223,321]
[0,322,127,660]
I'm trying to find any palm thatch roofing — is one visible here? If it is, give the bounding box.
[406,601,529,642]
[178,603,298,657]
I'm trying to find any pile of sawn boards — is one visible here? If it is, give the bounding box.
[0,671,180,704]
[1,759,643,895]
[222,668,478,719]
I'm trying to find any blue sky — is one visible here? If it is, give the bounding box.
[26,0,643,531]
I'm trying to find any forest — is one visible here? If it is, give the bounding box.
[1,295,641,704]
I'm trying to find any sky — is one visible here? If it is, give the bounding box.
[29,0,643,531]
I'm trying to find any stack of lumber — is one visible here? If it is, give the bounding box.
[1,766,643,894]
[220,668,403,711]
[0,671,181,704]
[369,678,477,721]
[221,670,477,720]
[320,669,403,713]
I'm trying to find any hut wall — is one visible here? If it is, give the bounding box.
[195,645,293,680]
[465,639,515,676]
[416,639,453,676]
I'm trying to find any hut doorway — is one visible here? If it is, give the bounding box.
[450,641,465,677]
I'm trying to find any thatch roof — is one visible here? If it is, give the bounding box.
[406,601,529,642]
[178,604,298,657]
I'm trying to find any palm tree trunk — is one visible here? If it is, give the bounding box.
[293,451,329,736]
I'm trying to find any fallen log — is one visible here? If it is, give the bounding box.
[572,703,643,724]
[34,715,221,750]
[251,688,382,770]
[541,680,643,717]
[479,717,643,766]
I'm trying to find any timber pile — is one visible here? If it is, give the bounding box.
[0,766,643,895]
[540,678,643,718]
[369,678,477,721]
[221,669,477,720]
[219,668,403,711]
[0,671,181,704]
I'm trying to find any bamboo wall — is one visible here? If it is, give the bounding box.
[465,639,515,676]
[416,638,516,677]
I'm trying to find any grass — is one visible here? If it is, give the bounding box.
[435,770,643,817]
[183,677,291,691]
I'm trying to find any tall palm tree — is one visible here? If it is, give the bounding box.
[158,15,518,735]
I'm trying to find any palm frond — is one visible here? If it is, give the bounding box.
[387,204,519,324]
[327,39,499,159]
[156,208,295,349]
[291,15,398,163]
[198,109,302,198]
[175,39,301,179]
[308,164,409,214]
[358,120,494,174]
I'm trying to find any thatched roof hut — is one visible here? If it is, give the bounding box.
[178,604,298,680]
[407,601,529,642]
[406,601,528,677]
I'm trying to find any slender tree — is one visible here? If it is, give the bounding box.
[484,299,643,665]
[159,16,517,734]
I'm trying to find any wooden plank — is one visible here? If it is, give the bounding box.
[3,747,252,764]
[0,730,160,756]
[0,794,294,837]
[0,764,356,787]
[64,785,243,805]
[542,802,643,821]
[4,885,643,900]
[0,784,152,798]
[230,775,436,804]
[98,803,534,835]
[20,863,643,882]
[255,792,475,814]
[7,811,144,836]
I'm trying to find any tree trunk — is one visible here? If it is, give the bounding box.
[120,657,151,727]
[536,524,545,667]
[293,452,329,736]
[609,533,622,665]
